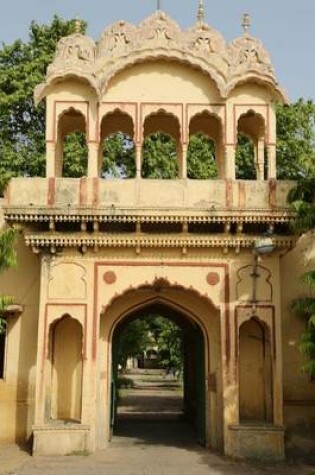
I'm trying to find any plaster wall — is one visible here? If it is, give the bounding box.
[0,202,40,443]
[280,233,315,433]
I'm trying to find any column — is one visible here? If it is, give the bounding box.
[135,144,142,178]
[179,143,187,179]
[88,142,100,178]
[224,144,236,179]
[267,144,277,179]
[46,142,56,177]
[257,138,265,181]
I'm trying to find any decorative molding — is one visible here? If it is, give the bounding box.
[23,233,295,251]
[34,11,286,104]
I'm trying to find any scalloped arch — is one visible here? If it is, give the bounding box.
[98,49,227,98]
[102,277,220,318]
[226,75,287,103]
[34,72,100,105]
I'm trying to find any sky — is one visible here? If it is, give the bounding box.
[0,0,314,101]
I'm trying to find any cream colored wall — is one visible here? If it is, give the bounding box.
[280,232,315,430]
[105,61,221,104]
[0,202,40,443]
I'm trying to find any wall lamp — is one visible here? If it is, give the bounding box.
[251,237,275,311]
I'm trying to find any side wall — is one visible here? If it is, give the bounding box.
[0,202,40,443]
[281,232,315,447]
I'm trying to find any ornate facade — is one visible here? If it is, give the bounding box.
[0,10,314,461]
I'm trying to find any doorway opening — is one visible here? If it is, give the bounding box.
[111,303,206,446]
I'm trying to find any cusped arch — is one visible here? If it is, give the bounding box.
[143,108,181,140]
[236,264,272,302]
[189,110,223,139]
[226,75,287,103]
[34,73,99,105]
[100,108,135,140]
[99,52,227,99]
[102,277,220,333]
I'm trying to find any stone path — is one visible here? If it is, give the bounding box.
[1,371,314,475]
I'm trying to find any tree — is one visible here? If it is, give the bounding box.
[142,133,178,179]
[118,319,152,369]
[276,99,315,180]
[102,133,135,178]
[235,133,256,180]
[187,134,218,179]
[148,316,183,372]
[0,16,86,193]
[292,272,315,378]
[0,228,17,333]
[289,174,315,378]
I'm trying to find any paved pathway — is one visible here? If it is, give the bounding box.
[1,372,314,474]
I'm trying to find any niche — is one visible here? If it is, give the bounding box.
[51,316,83,422]
[239,318,273,423]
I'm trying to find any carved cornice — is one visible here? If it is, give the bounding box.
[24,232,295,251]
[35,11,285,103]
[4,207,294,224]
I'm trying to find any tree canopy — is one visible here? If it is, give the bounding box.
[289,175,315,378]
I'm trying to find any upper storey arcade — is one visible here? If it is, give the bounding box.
[35,10,286,182]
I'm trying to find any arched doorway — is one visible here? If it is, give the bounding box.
[98,283,223,451]
[111,303,206,445]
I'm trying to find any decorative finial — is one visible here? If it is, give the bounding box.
[197,0,205,23]
[74,16,82,34]
[242,13,251,35]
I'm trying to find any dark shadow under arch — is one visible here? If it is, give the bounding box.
[110,300,207,446]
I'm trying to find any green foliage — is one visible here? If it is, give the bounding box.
[118,319,152,369]
[149,316,183,372]
[288,177,315,233]
[117,315,183,373]
[187,134,218,179]
[102,133,135,178]
[276,99,315,180]
[290,173,315,378]
[292,271,315,378]
[0,16,85,194]
[63,132,88,178]
[0,228,17,333]
[235,133,256,180]
[142,133,178,179]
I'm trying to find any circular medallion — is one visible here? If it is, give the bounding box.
[103,271,117,285]
[206,272,220,286]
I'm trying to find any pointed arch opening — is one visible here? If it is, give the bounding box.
[142,111,180,179]
[50,315,83,422]
[239,317,273,424]
[100,110,136,178]
[236,111,266,180]
[57,109,88,177]
[98,283,223,451]
[188,112,223,179]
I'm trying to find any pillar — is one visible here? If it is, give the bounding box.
[257,138,265,181]
[267,144,277,179]
[88,142,100,178]
[135,144,142,178]
[46,142,56,177]
[179,143,187,179]
[224,144,236,179]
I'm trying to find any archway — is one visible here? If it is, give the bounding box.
[98,284,223,451]
[111,304,206,445]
